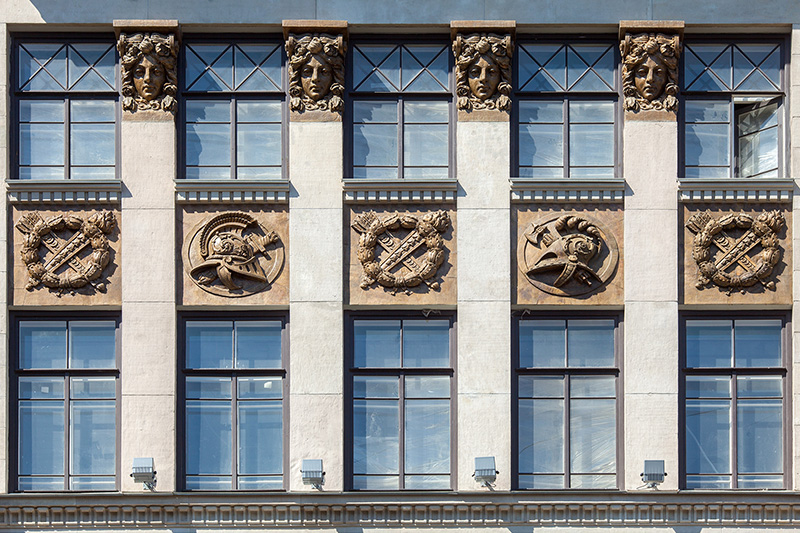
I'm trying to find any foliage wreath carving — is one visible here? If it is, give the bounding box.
[352,210,450,294]
[16,211,117,293]
[686,210,784,293]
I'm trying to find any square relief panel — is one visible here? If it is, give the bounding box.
[514,204,623,306]
[11,205,121,306]
[347,204,456,306]
[681,204,791,305]
[179,206,288,306]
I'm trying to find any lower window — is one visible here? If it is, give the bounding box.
[13,317,119,491]
[348,315,454,490]
[682,316,786,489]
[515,316,620,489]
[180,317,286,490]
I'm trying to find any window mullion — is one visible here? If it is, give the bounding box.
[397,97,404,179]
[64,98,70,180]
[64,375,70,490]
[399,370,406,490]
[231,376,238,490]
[230,98,237,180]
[564,373,570,488]
[563,98,569,178]
[731,372,738,488]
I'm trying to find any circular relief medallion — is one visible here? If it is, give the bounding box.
[518,213,619,297]
[184,212,284,298]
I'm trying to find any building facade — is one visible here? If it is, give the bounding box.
[0,0,800,531]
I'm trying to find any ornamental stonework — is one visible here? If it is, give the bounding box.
[183,211,285,298]
[118,32,179,113]
[286,33,346,115]
[518,213,619,298]
[620,32,681,113]
[452,33,512,112]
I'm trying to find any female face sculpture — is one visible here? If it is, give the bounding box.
[300,54,333,101]
[467,54,501,101]
[634,53,668,102]
[133,55,166,102]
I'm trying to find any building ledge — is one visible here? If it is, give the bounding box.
[679,178,793,203]
[175,179,290,203]
[7,179,122,204]
[343,178,457,203]
[511,178,625,203]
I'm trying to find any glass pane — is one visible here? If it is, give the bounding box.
[353,376,399,399]
[686,376,731,398]
[404,124,447,166]
[518,474,564,489]
[186,377,232,400]
[569,101,613,123]
[685,123,730,167]
[686,320,732,368]
[404,167,448,179]
[19,401,64,475]
[405,475,450,489]
[403,320,449,367]
[186,322,233,369]
[20,123,65,166]
[238,400,282,475]
[237,166,281,179]
[570,376,615,398]
[185,476,231,490]
[685,101,730,123]
[70,476,115,491]
[685,399,731,475]
[404,101,448,123]
[405,399,449,474]
[352,167,398,180]
[70,400,115,475]
[353,100,398,123]
[186,100,230,123]
[567,320,615,367]
[519,376,563,398]
[352,475,398,490]
[70,100,114,122]
[519,320,565,368]
[405,376,450,398]
[18,477,64,491]
[570,474,616,489]
[738,474,783,489]
[69,321,115,369]
[238,476,283,490]
[237,123,280,166]
[737,376,782,398]
[519,101,563,123]
[70,167,114,179]
[518,398,564,474]
[20,100,64,122]
[237,377,282,399]
[235,321,281,369]
[737,398,781,474]
[739,124,778,178]
[71,123,114,166]
[570,398,615,473]
[184,167,231,180]
[685,474,731,489]
[354,320,401,368]
[519,123,563,168]
[186,123,232,166]
[353,124,398,167]
[569,123,613,167]
[237,100,281,122]
[735,319,781,367]
[20,321,67,369]
[70,377,115,399]
[19,377,64,399]
[185,400,232,475]
[352,399,399,475]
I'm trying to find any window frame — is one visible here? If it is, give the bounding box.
[344,311,457,491]
[178,35,288,180]
[679,35,788,179]
[345,36,455,180]
[9,312,121,493]
[177,312,290,492]
[512,36,621,180]
[511,311,624,491]
[11,33,121,181]
[678,312,791,490]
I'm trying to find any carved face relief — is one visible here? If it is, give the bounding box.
[686,210,784,295]
[184,212,284,297]
[300,54,334,101]
[467,55,501,101]
[452,32,512,112]
[634,55,667,101]
[133,55,166,101]
[620,32,681,113]
[518,214,618,297]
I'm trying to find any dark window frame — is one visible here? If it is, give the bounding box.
[678,311,791,490]
[344,310,457,491]
[9,312,121,493]
[178,35,288,180]
[679,35,788,179]
[512,36,621,179]
[511,311,624,491]
[11,33,121,181]
[345,35,455,180]
[177,311,290,492]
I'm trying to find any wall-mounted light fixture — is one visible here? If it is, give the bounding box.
[301,459,325,490]
[640,460,666,489]
[131,457,157,491]
[473,456,498,487]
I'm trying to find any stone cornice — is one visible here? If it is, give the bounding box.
[511,178,625,203]
[679,178,793,203]
[175,180,290,203]
[7,180,122,204]
[343,178,458,203]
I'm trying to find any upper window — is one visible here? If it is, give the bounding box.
[180,317,286,490]
[347,316,454,490]
[14,39,118,179]
[348,41,452,179]
[181,41,284,179]
[514,316,620,489]
[682,41,784,178]
[515,41,618,179]
[681,317,787,489]
[12,317,118,491]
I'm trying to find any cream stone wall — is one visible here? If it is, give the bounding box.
[0,23,9,494]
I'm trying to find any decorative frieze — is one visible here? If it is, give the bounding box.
[7,180,122,204]
[452,32,513,113]
[511,179,625,203]
[679,179,792,203]
[175,180,290,204]
[343,179,458,203]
